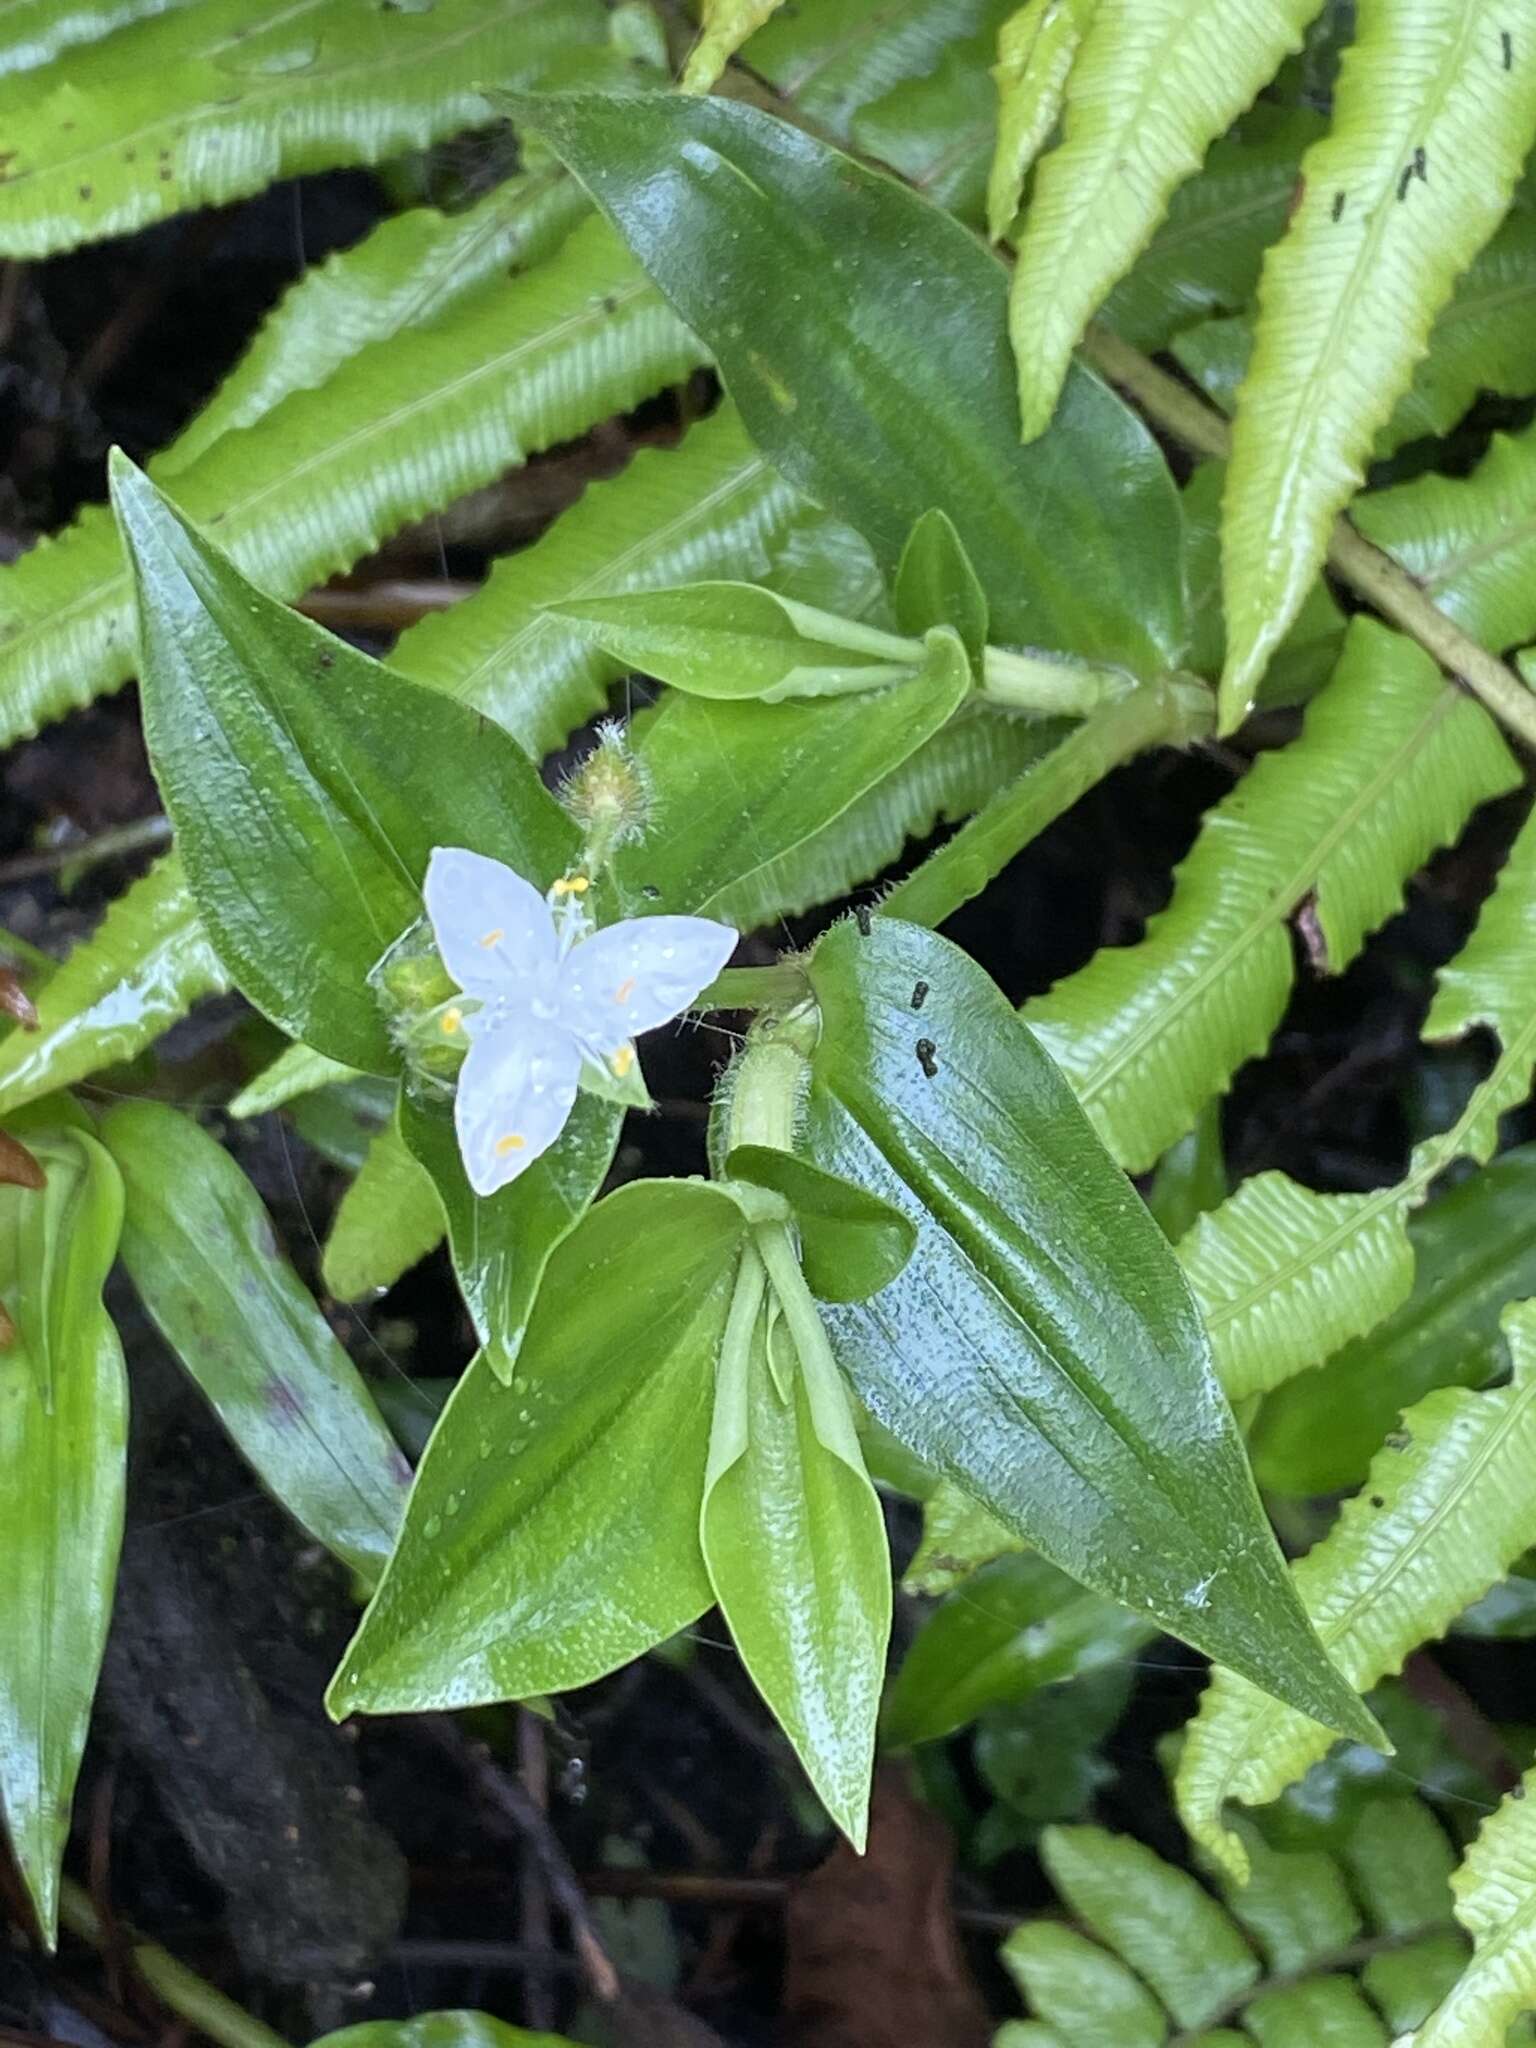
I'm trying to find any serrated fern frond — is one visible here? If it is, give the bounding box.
[1413,1759,1536,2046]
[1177,1300,1536,1884]
[1219,2,1536,729]
[1174,797,1536,1416]
[168,161,591,472]
[0,0,605,259]
[985,0,1097,242]
[0,0,197,78]
[1002,1801,1468,2041]
[0,217,702,748]
[0,857,226,1117]
[1004,0,1319,439]
[1021,620,1517,1174]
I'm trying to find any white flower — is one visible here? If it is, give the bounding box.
[424,847,737,1196]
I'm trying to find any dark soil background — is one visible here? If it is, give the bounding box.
[2,156,1531,2048]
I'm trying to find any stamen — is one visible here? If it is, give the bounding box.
[440,1007,463,1035]
[478,928,504,948]
[614,976,637,1004]
[495,1133,527,1156]
[610,1045,636,1079]
[567,874,591,894]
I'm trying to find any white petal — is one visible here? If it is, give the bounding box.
[424,846,557,996]
[558,915,738,1057]
[453,1016,582,1196]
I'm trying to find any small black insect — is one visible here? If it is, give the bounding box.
[641,883,661,900]
[1502,27,1514,70]
[1369,1495,1385,1509]
[1414,144,1428,181]
[317,649,334,670]
[910,979,929,1011]
[1331,189,1346,222]
[915,1037,938,1078]
[854,904,872,936]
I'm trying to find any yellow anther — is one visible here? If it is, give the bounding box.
[440,1006,463,1036]
[478,927,504,948]
[494,1133,527,1156]
[614,976,637,1004]
[551,878,570,897]
[610,1044,636,1079]
[566,874,591,895]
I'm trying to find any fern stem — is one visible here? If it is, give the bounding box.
[1082,326,1536,755]
[880,673,1212,930]
[56,1879,291,2048]
[981,645,1129,716]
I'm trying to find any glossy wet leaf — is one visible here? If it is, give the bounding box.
[547,581,923,701]
[800,916,1376,1744]
[724,1145,916,1302]
[623,628,972,920]
[509,89,1188,673]
[109,456,576,1072]
[884,1552,1155,1747]
[399,1084,620,1385]
[0,1109,125,1944]
[100,1100,410,1581]
[701,1242,890,1844]
[892,508,989,675]
[331,1182,742,1715]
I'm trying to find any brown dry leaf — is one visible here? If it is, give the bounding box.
[783,1763,992,2048]
[0,966,39,1031]
[0,1129,44,1190]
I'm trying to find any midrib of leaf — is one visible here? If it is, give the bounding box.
[1072,683,1462,1114]
[1263,19,1482,542]
[433,440,777,704]
[1420,512,1536,600]
[0,262,666,686]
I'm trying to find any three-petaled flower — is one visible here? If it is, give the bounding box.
[424,847,738,1195]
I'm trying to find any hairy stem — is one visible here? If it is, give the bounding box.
[1082,327,1536,754]
[882,672,1213,930]
[980,645,1131,717]
[57,1879,291,2048]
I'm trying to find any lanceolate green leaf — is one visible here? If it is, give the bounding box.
[884,1552,1155,1747]
[848,23,1003,228]
[511,89,1189,673]
[620,630,974,919]
[1177,1301,1536,1883]
[1023,622,1517,1173]
[1253,1145,1536,1498]
[323,1115,445,1305]
[745,0,1007,139]
[1220,2,1536,728]
[229,1041,357,1120]
[110,457,576,1072]
[100,1100,411,1582]
[330,1183,740,1716]
[0,855,227,1117]
[0,217,702,749]
[1005,0,1319,439]
[801,916,1375,1743]
[400,1087,619,1384]
[1414,1760,1536,2047]
[701,1242,890,1845]
[166,162,592,472]
[0,0,606,258]
[0,1114,125,1944]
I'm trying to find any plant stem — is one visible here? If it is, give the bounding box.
[980,645,1131,717]
[0,814,172,886]
[881,672,1212,930]
[56,1880,291,2048]
[1081,326,1536,755]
